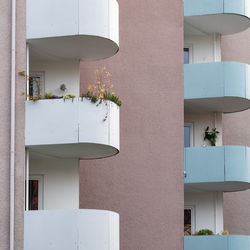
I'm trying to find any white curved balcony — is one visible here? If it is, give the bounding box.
[27,0,119,61]
[24,209,119,250]
[25,98,119,159]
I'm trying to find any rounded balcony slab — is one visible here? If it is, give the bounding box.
[184,0,250,35]
[184,146,250,192]
[25,98,120,159]
[24,209,119,250]
[184,62,250,113]
[27,0,119,61]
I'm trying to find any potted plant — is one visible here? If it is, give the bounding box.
[204,126,219,146]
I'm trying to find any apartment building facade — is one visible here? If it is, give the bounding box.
[2,0,250,250]
[1,0,183,249]
[81,0,250,249]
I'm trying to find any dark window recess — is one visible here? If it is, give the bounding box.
[184,48,189,64]
[184,209,192,235]
[29,180,39,210]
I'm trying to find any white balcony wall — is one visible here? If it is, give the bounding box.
[185,191,223,234]
[24,209,119,250]
[185,34,221,63]
[30,60,80,96]
[185,112,222,147]
[27,0,119,61]
[30,158,79,209]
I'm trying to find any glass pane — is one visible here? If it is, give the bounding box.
[29,77,41,98]
[184,126,190,147]
[29,180,39,210]
[184,48,189,64]
[184,209,192,235]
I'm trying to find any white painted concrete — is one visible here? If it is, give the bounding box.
[29,158,79,210]
[185,191,223,234]
[30,60,80,96]
[185,112,222,147]
[24,209,119,250]
[25,99,120,159]
[26,0,119,61]
[184,34,221,63]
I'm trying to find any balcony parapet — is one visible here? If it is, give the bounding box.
[184,0,250,35]
[24,209,119,250]
[184,146,250,192]
[27,0,119,61]
[184,62,250,113]
[184,235,250,250]
[25,98,119,159]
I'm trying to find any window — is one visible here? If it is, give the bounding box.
[184,122,194,147]
[28,175,44,210]
[184,206,195,235]
[184,48,190,64]
[184,45,193,64]
[29,72,45,98]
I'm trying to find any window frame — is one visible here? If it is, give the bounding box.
[29,175,44,210]
[184,205,196,235]
[184,122,194,147]
[184,44,193,64]
[29,71,45,98]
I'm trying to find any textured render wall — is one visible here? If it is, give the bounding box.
[79,1,184,250]
[0,0,26,249]
[221,28,250,234]
[0,1,11,248]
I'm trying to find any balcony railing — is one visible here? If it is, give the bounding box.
[184,146,250,192]
[24,209,119,250]
[184,62,250,113]
[25,98,119,159]
[184,235,250,250]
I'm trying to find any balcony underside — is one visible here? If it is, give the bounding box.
[184,0,250,35]
[28,35,119,62]
[184,146,250,192]
[185,97,250,113]
[184,14,250,35]
[25,99,120,159]
[184,62,250,113]
[27,143,118,159]
[24,209,119,250]
[185,235,250,250]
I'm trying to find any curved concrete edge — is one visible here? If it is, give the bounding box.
[184,0,250,34]
[27,0,119,60]
[184,62,250,113]
[184,0,250,19]
[25,98,120,159]
[184,235,250,250]
[24,209,120,250]
[184,146,250,192]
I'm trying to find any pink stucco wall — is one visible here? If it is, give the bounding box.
[221,28,250,234]
[0,0,25,249]
[79,1,184,249]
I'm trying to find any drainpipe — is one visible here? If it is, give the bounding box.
[10,0,16,248]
